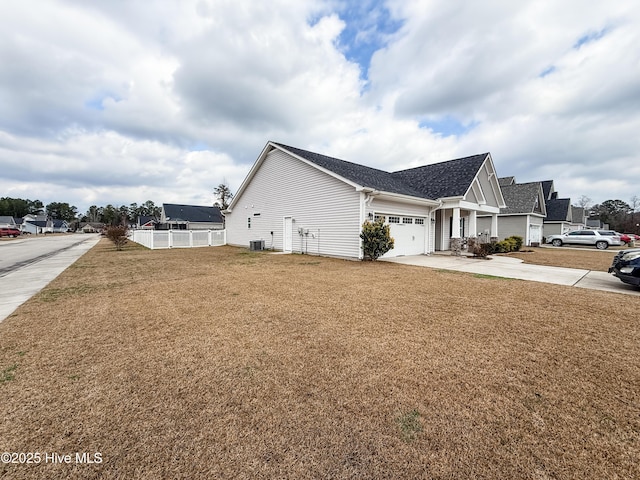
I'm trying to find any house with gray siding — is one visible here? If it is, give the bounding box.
[477,178,546,246]
[225,142,505,259]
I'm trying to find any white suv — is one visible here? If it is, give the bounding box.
[546,230,622,250]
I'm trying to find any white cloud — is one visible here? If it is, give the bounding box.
[0,0,638,215]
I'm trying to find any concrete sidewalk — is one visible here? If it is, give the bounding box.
[0,235,101,322]
[383,253,640,296]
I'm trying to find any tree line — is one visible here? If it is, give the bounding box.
[0,197,162,226]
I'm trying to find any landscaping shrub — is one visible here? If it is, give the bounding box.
[360,219,394,260]
[105,225,128,251]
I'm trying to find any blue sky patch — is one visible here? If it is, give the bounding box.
[419,116,478,137]
[84,90,121,111]
[573,27,611,49]
[539,65,556,78]
[333,0,403,80]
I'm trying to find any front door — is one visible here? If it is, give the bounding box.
[283,217,292,252]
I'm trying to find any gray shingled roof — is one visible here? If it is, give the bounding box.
[499,177,515,187]
[275,143,428,198]
[545,198,571,222]
[571,206,585,224]
[541,180,554,200]
[391,154,489,199]
[163,204,223,223]
[274,143,491,201]
[0,216,16,224]
[500,182,542,214]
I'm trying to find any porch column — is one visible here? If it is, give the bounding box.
[490,213,498,238]
[468,211,477,238]
[451,208,461,238]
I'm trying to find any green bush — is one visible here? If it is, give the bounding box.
[360,219,394,261]
[507,235,523,251]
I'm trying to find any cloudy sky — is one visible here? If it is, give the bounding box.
[1,0,638,215]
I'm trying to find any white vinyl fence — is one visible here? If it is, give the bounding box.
[130,229,226,250]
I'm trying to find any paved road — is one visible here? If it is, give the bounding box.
[0,234,101,322]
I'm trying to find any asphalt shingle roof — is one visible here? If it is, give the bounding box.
[163,204,223,223]
[391,154,489,199]
[274,143,427,198]
[500,182,542,214]
[541,180,554,200]
[545,198,571,222]
[499,176,515,187]
[274,143,491,201]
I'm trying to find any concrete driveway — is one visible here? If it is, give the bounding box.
[0,234,101,322]
[383,253,640,296]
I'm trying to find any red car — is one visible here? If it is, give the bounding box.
[0,227,21,238]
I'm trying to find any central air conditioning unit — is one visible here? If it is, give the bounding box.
[249,240,265,251]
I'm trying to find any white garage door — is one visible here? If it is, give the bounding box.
[379,215,426,258]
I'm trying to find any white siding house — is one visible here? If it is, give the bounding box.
[225,142,505,259]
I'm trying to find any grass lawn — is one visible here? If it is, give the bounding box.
[498,246,630,272]
[1,240,638,479]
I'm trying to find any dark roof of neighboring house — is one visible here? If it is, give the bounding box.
[499,176,515,187]
[391,153,489,199]
[138,215,155,226]
[275,143,427,198]
[541,180,554,200]
[545,198,572,222]
[0,216,16,224]
[163,204,223,223]
[26,220,49,227]
[500,182,543,215]
[52,219,68,228]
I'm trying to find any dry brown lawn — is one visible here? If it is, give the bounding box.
[1,240,639,479]
[499,246,629,272]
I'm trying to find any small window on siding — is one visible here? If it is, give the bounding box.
[388,216,400,224]
[415,218,425,225]
[374,215,384,222]
[247,218,251,229]
[403,217,413,224]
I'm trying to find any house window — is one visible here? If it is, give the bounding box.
[403,217,413,224]
[247,218,251,229]
[415,218,425,225]
[388,216,400,224]
[374,215,385,222]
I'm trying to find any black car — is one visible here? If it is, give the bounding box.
[609,248,640,287]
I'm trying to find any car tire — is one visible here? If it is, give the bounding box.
[551,239,563,247]
[596,241,608,250]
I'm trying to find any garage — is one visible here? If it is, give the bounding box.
[378,215,427,258]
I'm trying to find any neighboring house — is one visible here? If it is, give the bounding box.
[224,141,505,259]
[160,204,224,230]
[544,194,573,236]
[0,216,17,228]
[52,219,70,233]
[586,218,609,230]
[137,216,156,229]
[80,222,104,233]
[478,178,547,246]
[570,206,587,230]
[23,220,53,234]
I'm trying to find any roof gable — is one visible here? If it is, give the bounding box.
[500,182,546,215]
[391,153,489,199]
[162,204,223,223]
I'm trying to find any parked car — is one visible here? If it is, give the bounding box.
[546,230,622,250]
[624,233,640,241]
[0,227,21,238]
[609,248,640,287]
[617,233,633,244]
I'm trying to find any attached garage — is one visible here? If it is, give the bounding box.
[379,215,427,258]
